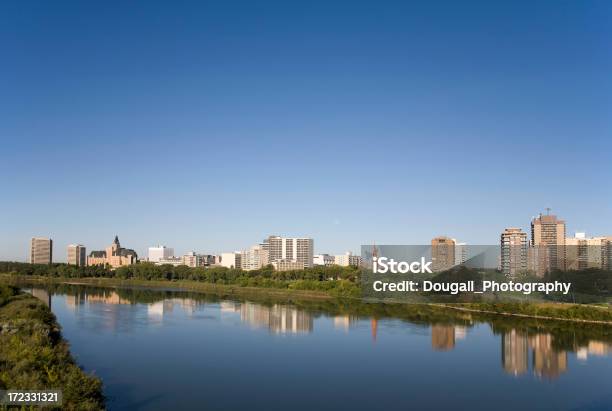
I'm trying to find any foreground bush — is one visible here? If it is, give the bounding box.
[0,285,105,410]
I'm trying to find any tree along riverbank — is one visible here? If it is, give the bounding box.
[0,284,105,410]
[3,272,612,325]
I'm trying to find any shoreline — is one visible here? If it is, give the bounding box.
[0,283,105,409]
[3,274,612,325]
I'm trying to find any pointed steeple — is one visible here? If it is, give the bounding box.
[113,235,120,245]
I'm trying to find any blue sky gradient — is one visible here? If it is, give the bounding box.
[1,0,611,261]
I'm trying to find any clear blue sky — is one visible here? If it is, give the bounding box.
[1,0,611,262]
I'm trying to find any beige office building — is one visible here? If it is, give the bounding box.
[241,244,269,271]
[67,244,87,266]
[264,236,314,268]
[30,237,52,265]
[431,237,455,272]
[500,228,528,278]
[531,213,566,271]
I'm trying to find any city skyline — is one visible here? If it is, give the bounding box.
[2,1,611,261]
[14,209,612,265]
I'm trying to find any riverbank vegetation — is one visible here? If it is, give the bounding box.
[0,284,105,410]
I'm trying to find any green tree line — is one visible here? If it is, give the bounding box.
[0,261,362,297]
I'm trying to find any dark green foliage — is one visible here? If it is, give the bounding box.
[0,285,105,410]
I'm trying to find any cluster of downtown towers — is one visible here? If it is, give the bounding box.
[28,235,359,272]
[28,212,612,275]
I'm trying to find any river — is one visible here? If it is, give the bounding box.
[24,284,612,410]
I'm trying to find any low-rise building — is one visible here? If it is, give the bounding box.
[313,254,335,266]
[157,257,184,267]
[148,245,174,263]
[220,252,242,269]
[182,251,200,268]
[334,252,362,267]
[272,259,305,271]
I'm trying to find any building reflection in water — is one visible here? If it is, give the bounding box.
[333,315,359,332]
[500,330,570,380]
[502,329,529,376]
[147,299,198,321]
[530,333,567,380]
[29,288,51,308]
[430,324,469,351]
[577,340,611,360]
[431,324,455,351]
[239,302,313,334]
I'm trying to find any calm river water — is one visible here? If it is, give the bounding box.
[25,284,612,411]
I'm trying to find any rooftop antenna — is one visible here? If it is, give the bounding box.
[545,207,552,215]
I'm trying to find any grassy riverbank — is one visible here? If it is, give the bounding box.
[0,284,105,410]
[3,273,612,324]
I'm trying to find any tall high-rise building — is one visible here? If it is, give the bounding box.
[264,236,314,268]
[148,245,174,262]
[431,237,455,272]
[67,244,87,267]
[30,237,52,264]
[531,213,566,271]
[454,241,467,266]
[500,228,528,277]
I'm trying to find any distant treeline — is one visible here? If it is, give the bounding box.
[2,261,610,301]
[0,261,362,297]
